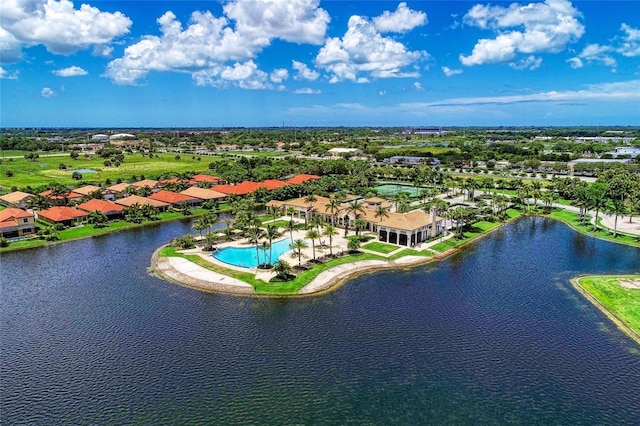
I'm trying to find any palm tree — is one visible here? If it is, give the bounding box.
[273,260,293,280]
[246,226,264,267]
[87,210,108,228]
[347,237,361,253]
[286,206,297,221]
[303,193,317,226]
[290,239,309,267]
[204,212,219,234]
[264,224,281,266]
[310,214,324,233]
[324,195,341,226]
[285,219,297,246]
[192,217,208,239]
[588,184,609,232]
[374,205,390,223]
[305,229,320,261]
[354,218,367,236]
[322,224,338,256]
[606,198,628,238]
[531,180,542,211]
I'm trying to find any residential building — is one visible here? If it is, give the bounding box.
[77,199,124,218]
[148,190,198,206]
[38,206,87,227]
[180,187,227,204]
[115,195,170,211]
[0,208,36,238]
[0,191,34,209]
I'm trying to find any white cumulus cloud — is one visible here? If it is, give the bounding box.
[509,55,542,70]
[459,0,584,67]
[53,65,88,77]
[568,44,616,69]
[0,66,19,79]
[617,23,640,57]
[41,87,56,97]
[442,66,463,77]
[372,2,427,33]
[0,0,131,63]
[292,60,319,81]
[270,68,288,83]
[105,0,329,88]
[315,13,427,83]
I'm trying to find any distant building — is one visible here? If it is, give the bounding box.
[384,156,440,166]
[91,134,109,142]
[403,127,443,136]
[328,148,361,157]
[110,133,136,140]
[609,147,640,158]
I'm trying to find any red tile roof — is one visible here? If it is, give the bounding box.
[148,190,196,205]
[190,174,220,184]
[38,206,87,223]
[77,199,124,215]
[212,181,261,195]
[0,208,33,228]
[40,190,83,200]
[285,174,321,185]
[258,179,288,190]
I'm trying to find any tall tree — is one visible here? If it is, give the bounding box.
[305,229,320,261]
[290,239,309,267]
[322,224,339,256]
[588,183,609,232]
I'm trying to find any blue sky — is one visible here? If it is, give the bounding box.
[1,0,639,127]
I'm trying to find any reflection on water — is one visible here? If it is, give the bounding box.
[1,217,639,424]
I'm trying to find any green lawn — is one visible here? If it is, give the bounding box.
[362,241,398,254]
[0,152,221,189]
[549,209,640,248]
[576,275,640,340]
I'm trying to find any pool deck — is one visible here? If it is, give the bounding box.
[151,223,456,296]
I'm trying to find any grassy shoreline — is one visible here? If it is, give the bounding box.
[571,275,640,345]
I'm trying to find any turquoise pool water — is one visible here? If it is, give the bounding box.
[213,238,293,268]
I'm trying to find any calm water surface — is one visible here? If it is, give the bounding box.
[1,217,640,425]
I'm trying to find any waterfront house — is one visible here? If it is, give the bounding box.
[38,206,87,227]
[0,191,34,209]
[179,187,227,204]
[0,208,36,238]
[148,190,198,207]
[77,199,124,218]
[115,195,170,212]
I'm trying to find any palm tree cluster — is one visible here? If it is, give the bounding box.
[191,211,220,251]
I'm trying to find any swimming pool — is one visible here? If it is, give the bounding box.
[212,238,294,268]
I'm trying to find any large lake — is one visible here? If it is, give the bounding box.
[1,217,639,424]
